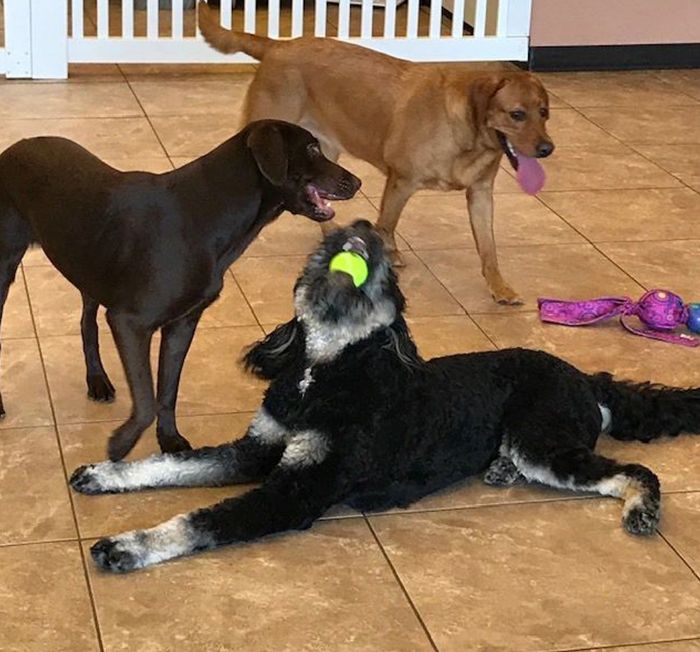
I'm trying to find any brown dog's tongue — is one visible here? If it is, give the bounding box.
[516,154,546,195]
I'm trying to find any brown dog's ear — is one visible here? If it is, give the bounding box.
[247,123,288,186]
[470,75,508,127]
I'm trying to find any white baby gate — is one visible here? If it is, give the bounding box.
[1,0,532,79]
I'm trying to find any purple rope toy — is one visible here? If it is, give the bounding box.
[538,289,700,347]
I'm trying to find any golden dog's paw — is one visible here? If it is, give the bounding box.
[491,285,523,305]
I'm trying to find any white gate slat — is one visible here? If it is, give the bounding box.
[221,0,232,29]
[245,0,256,33]
[267,0,280,37]
[383,0,397,37]
[147,0,159,39]
[473,0,487,38]
[97,0,108,38]
[291,0,303,37]
[428,0,441,38]
[72,0,84,38]
[315,0,327,37]
[451,0,465,37]
[360,0,372,38]
[122,0,134,38]
[172,0,185,38]
[406,0,419,38]
[496,0,510,36]
[337,0,350,38]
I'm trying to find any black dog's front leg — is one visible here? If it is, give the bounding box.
[90,465,339,572]
[155,308,205,453]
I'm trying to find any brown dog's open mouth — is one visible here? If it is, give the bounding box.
[496,131,546,196]
[306,184,339,221]
[496,131,519,171]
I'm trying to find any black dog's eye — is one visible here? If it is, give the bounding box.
[539,107,550,119]
[509,110,526,121]
[307,143,321,156]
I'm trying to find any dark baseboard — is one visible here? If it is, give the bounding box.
[527,43,700,72]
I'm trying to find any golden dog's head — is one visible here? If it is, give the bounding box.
[470,72,554,168]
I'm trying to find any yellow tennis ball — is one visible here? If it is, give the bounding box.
[329,251,369,287]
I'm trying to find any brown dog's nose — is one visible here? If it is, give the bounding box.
[536,141,555,158]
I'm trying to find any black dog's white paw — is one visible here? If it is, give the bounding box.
[91,538,142,573]
[483,457,524,487]
[623,503,660,536]
[70,464,113,495]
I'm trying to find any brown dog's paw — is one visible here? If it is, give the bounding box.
[491,285,523,306]
[388,249,406,268]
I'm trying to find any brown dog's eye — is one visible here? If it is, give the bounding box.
[540,107,550,118]
[509,110,526,121]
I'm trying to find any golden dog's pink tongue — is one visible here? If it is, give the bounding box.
[516,154,545,195]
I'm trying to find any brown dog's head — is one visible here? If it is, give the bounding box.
[246,120,361,222]
[470,72,554,169]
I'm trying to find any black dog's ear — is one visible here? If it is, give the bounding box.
[247,123,288,186]
[242,317,303,380]
[384,315,421,369]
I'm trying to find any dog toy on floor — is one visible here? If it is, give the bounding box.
[538,289,700,347]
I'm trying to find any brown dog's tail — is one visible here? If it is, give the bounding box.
[198,1,273,60]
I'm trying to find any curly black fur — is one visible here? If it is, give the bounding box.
[72,220,700,572]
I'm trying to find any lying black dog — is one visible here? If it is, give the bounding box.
[0,120,360,460]
[71,221,700,573]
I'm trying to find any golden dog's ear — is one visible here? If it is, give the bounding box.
[247,123,288,186]
[470,75,508,127]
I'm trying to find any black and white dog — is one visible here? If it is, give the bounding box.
[71,220,700,573]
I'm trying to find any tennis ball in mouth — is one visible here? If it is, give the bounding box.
[329,251,369,287]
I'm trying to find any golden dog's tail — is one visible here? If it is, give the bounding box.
[198,1,273,61]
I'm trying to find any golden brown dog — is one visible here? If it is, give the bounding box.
[198,2,554,303]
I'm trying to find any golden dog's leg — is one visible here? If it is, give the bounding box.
[467,181,522,305]
[376,172,416,268]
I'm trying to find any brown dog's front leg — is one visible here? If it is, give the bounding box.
[466,182,522,305]
[376,172,416,268]
[105,312,156,461]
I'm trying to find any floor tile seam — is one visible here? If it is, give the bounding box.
[0,112,146,121]
[399,246,499,349]
[31,321,261,339]
[122,77,171,157]
[0,537,80,550]
[647,69,700,102]
[364,516,441,652]
[546,633,700,652]
[531,193,650,293]
[658,531,700,583]
[565,104,700,196]
[52,408,261,428]
[565,99,700,109]
[18,265,107,652]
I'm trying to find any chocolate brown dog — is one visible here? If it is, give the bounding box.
[198,1,554,304]
[0,120,360,460]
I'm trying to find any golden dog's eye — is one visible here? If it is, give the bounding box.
[540,107,550,118]
[509,110,526,121]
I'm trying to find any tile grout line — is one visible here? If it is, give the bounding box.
[121,76,173,160]
[18,264,107,652]
[551,633,700,652]
[364,516,441,652]
[657,531,700,583]
[563,101,700,197]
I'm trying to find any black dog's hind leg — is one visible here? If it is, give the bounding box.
[155,309,205,453]
[81,292,115,403]
[89,464,338,572]
[70,432,284,495]
[0,205,32,418]
[106,312,156,461]
[506,427,661,535]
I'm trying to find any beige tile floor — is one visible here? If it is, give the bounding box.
[1,63,700,651]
